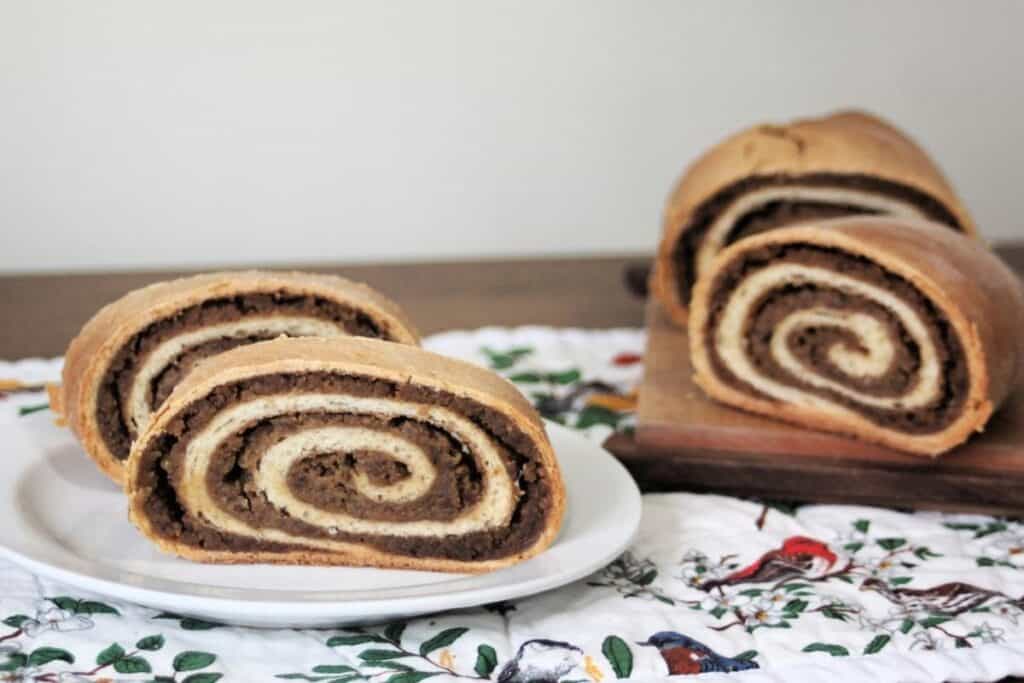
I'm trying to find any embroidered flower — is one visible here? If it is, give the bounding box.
[973,621,1006,644]
[855,613,897,636]
[864,556,898,579]
[699,591,751,614]
[742,598,787,627]
[21,603,92,637]
[983,533,1024,568]
[991,600,1022,625]
[910,629,939,651]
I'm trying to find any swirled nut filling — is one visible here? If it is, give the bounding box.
[96,293,385,461]
[133,372,553,562]
[704,244,968,433]
[673,173,964,304]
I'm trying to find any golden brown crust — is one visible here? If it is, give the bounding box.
[654,110,978,326]
[689,217,1024,457]
[125,336,565,573]
[57,271,421,484]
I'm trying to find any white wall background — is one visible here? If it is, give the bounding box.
[0,0,1021,274]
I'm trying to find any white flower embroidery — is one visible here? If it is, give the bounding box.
[742,597,787,627]
[983,533,1024,568]
[855,613,896,635]
[973,621,1005,644]
[910,629,940,651]
[991,601,1022,625]
[864,556,898,579]
[21,604,92,638]
[699,591,751,614]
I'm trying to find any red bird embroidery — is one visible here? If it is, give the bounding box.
[701,536,847,590]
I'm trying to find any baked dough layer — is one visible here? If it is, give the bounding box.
[653,111,977,325]
[56,271,419,483]
[689,218,1024,456]
[126,337,565,573]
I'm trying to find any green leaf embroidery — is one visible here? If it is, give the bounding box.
[890,577,913,586]
[28,647,74,666]
[900,618,915,634]
[843,542,864,553]
[313,665,358,674]
[863,635,891,655]
[709,606,727,619]
[419,627,469,656]
[384,623,406,644]
[153,612,221,630]
[0,653,28,671]
[546,369,582,385]
[114,656,152,674]
[853,519,870,533]
[182,617,222,630]
[783,599,809,614]
[919,615,951,629]
[328,634,387,647]
[739,589,763,597]
[481,347,533,370]
[96,643,126,666]
[575,405,622,429]
[821,606,848,621]
[183,674,224,683]
[2,615,29,628]
[802,643,849,657]
[914,546,942,560]
[733,650,758,662]
[474,644,498,677]
[136,634,165,651]
[78,600,119,615]
[174,651,217,671]
[601,635,633,678]
[358,649,409,662]
[386,673,439,683]
[18,402,50,416]
[782,583,811,592]
[876,538,906,551]
[509,372,542,383]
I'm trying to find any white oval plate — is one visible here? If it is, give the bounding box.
[0,419,640,628]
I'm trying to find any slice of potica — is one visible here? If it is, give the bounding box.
[689,217,1024,456]
[125,336,565,572]
[653,110,977,326]
[55,270,419,483]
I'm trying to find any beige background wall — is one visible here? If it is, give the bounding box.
[0,0,1020,273]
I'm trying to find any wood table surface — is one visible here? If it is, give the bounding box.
[1,243,1020,358]
[0,255,653,359]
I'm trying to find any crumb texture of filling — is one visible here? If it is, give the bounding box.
[673,173,963,302]
[704,243,968,433]
[134,372,551,562]
[97,292,386,461]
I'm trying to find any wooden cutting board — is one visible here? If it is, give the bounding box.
[627,302,1024,514]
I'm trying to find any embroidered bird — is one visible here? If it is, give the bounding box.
[638,631,758,675]
[497,638,583,683]
[860,578,1022,616]
[701,536,846,590]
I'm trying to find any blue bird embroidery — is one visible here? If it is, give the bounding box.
[638,631,758,675]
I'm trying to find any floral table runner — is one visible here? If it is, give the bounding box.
[2,328,1024,682]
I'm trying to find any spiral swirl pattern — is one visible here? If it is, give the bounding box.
[126,337,564,571]
[683,220,1018,456]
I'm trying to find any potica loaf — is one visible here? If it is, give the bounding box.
[55,271,419,483]
[653,110,977,325]
[689,217,1024,456]
[125,336,565,572]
